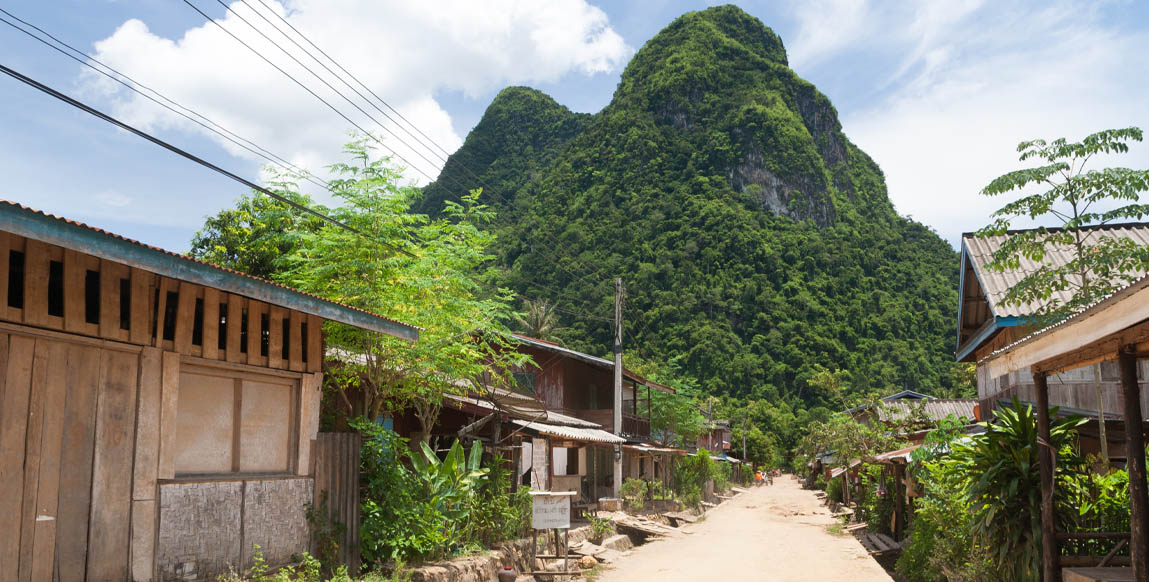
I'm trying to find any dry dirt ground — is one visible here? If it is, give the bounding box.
[594,476,894,582]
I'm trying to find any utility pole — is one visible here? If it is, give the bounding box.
[613,277,624,499]
[742,416,748,465]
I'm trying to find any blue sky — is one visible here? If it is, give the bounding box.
[2,0,1148,253]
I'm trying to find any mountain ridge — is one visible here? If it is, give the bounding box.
[421,5,962,405]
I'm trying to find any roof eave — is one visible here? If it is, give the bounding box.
[2,202,418,340]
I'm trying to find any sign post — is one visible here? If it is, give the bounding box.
[527,491,577,577]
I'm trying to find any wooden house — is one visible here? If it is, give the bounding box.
[497,335,676,498]
[0,202,417,582]
[957,225,1149,461]
[975,271,1149,581]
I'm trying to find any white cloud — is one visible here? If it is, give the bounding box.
[80,0,631,191]
[786,0,1149,246]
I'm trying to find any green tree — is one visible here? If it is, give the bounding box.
[278,138,529,438]
[189,184,324,279]
[977,127,1149,321]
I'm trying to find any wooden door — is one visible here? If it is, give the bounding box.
[0,330,140,582]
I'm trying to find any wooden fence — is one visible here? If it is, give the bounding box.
[313,432,362,574]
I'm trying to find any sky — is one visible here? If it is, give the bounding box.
[1,0,1147,253]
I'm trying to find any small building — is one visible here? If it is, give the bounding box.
[0,202,417,581]
[957,225,1149,462]
[496,335,676,498]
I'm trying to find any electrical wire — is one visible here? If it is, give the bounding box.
[0,61,414,258]
[179,0,445,185]
[241,0,448,164]
[222,0,612,289]
[0,9,330,191]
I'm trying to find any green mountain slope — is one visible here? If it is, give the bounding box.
[423,5,961,405]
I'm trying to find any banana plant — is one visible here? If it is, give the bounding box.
[409,439,489,523]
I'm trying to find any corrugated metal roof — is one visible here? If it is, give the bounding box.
[0,200,419,339]
[962,224,1149,318]
[985,272,1149,364]
[511,419,625,444]
[876,399,978,423]
[444,387,602,428]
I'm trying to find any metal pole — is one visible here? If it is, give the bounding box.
[613,277,624,499]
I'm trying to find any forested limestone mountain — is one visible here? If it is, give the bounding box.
[421,5,962,406]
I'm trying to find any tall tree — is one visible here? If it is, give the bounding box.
[274,138,529,438]
[977,127,1149,320]
[512,298,564,340]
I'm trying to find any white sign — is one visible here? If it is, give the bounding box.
[531,493,572,529]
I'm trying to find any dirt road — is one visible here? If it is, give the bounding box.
[594,476,893,582]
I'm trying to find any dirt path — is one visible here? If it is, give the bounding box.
[594,476,893,582]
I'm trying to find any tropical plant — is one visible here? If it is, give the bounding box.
[977,127,1149,322]
[512,298,565,340]
[946,399,1087,581]
[583,512,613,544]
[896,457,998,582]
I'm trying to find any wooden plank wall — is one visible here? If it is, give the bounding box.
[313,433,362,575]
[0,329,142,582]
[0,232,322,374]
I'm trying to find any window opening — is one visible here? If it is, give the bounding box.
[218,303,228,350]
[8,250,25,309]
[301,322,309,363]
[47,260,64,317]
[281,317,290,360]
[260,313,269,357]
[84,270,101,324]
[240,307,249,354]
[161,291,178,341]
[119,278,131,330]
[191,298,204,346]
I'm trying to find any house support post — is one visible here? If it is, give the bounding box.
[1119,349,1149,582]
[893,463,906,540]
[1034,372,1060,582]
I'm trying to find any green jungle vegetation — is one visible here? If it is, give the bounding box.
[419,5,969,449]
[192,5,971,462]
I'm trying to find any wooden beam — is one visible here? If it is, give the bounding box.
[1119,349,1149,582]
[1033,373,1060,582]
[1031,316,1149,376]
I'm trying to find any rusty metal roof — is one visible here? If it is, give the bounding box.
[0,200,418,339]
[961,224,1149,318]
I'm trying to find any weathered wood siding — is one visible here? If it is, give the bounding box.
[0,231,330,581]
[313,432,362,575]
[0,231,322,373]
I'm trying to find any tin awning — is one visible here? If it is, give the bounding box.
[511,419,625,444]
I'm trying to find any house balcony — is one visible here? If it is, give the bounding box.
[564,408,651,438]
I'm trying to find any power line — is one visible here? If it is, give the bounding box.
[0,8,330,191]
[243,0,451,163]
[221,0,613,289]
[208,0,450,178]
[0,61,413,258]
[179,0,446,186]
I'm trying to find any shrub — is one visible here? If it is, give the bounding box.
[620,478,649,511]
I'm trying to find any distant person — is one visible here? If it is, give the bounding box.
[754,469,763,486]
